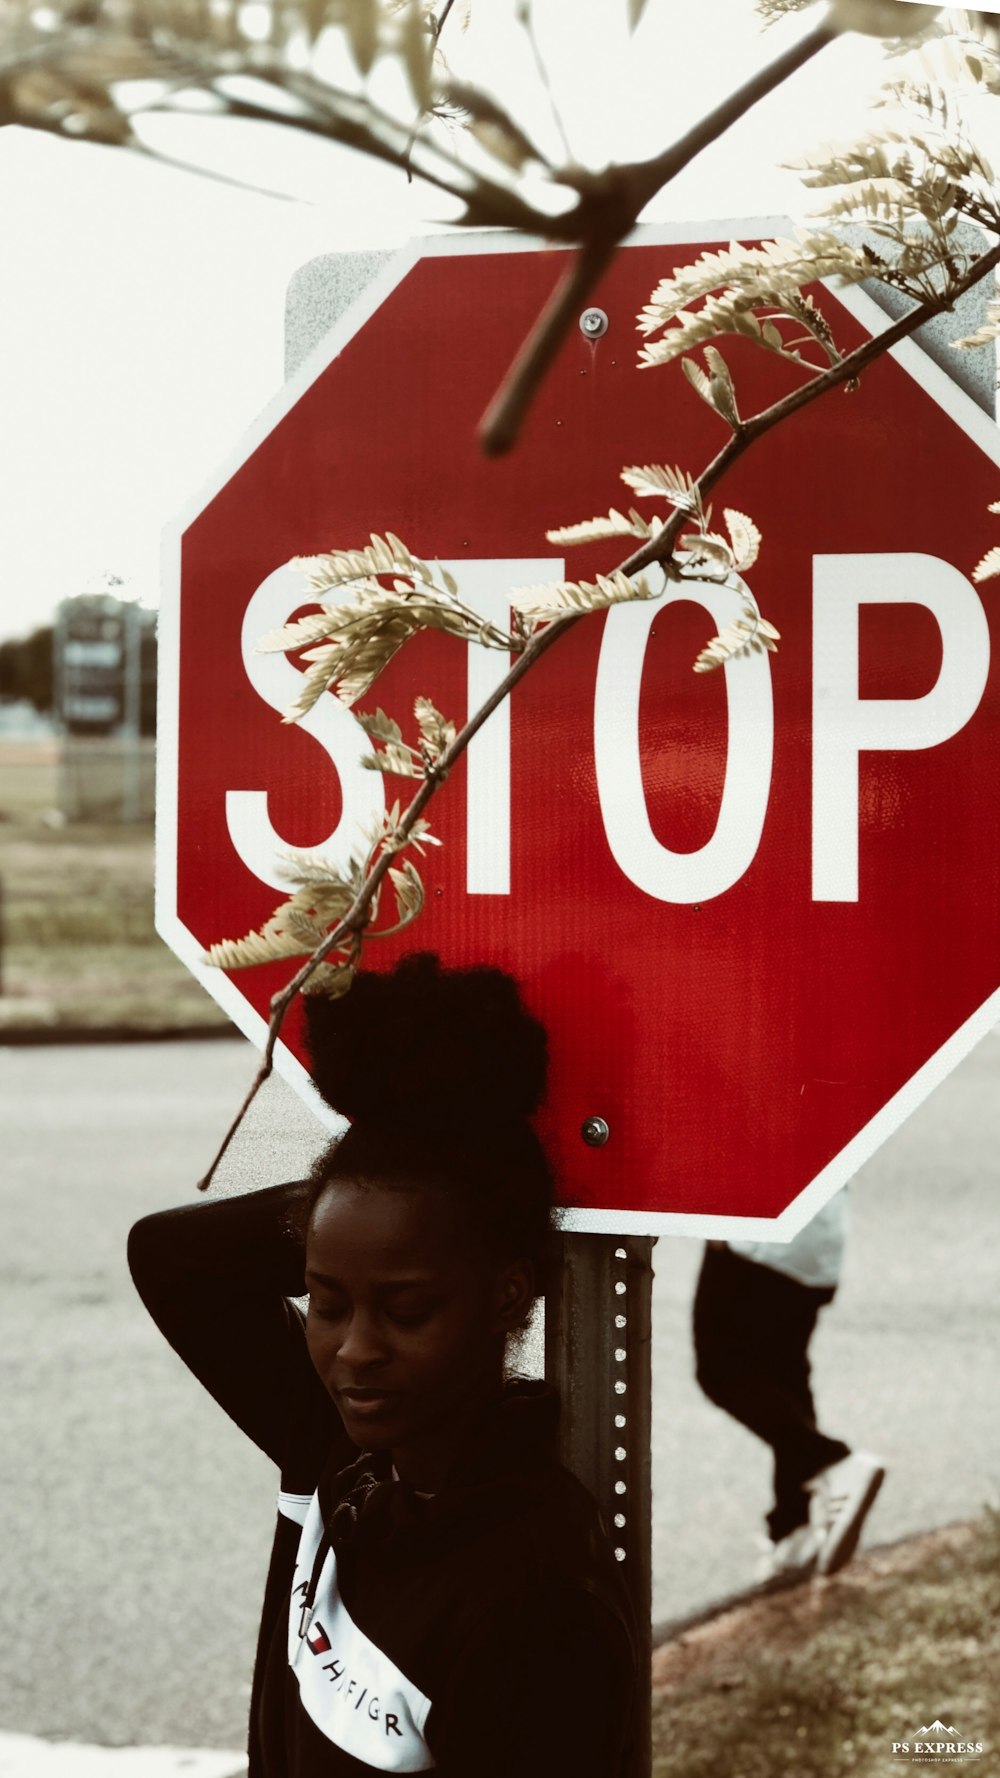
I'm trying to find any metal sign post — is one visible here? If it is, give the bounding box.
[546,1234,655,1777]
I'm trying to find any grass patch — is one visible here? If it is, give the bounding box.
[651,1516,1000,1778]
[0,742,229,1033]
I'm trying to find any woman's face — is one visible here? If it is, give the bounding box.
[304,1179,530,1465]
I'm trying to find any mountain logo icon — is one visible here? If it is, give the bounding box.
[915,1722,960,1737]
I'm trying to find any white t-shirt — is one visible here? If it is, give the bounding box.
[726,1190,847,1288]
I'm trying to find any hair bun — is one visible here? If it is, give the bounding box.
[303,953,547,1131]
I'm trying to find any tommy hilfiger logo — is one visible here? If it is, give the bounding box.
[306,1620,332,1656]
[303,1626,405,1740]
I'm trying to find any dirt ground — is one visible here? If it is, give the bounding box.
[652,1522,976,1694]
[650,1521,997,1777]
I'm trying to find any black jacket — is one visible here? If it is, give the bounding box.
[128,1184,636,1776]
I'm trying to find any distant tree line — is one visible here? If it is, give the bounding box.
[0,605,158,735]
[0,624,53,712]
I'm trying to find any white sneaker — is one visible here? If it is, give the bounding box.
[807,1450,885,1575]
[754,1522,821,1591]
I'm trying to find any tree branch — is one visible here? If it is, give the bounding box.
[196,85,550,231]
[478,235,619,456]
[623,17,838,215]
[13,7,838,445]
[478,15,839,455]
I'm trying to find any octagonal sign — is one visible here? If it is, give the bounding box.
[158,223,1000,1235]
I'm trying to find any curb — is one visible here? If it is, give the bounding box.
[650,1516,976,1648]
[0,1734,246,1777]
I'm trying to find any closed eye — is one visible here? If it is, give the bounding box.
[308,1300,348,1323]
[308,1298,437,1328]
[385,1304,436,1328]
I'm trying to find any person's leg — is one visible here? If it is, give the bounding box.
[693,1245,849,1540]
[692,1242,751,1409]
[760,1276,848,1541]
[762,1286,886,1572]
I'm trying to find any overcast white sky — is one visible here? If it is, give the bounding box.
[0,2,975,642]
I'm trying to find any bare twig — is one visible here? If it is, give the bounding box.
[623,17,838,216]
[401,0,462,181]
[479,235,620,456]
[478,16,839,454]
[432,0,458,45]
[198,234,1000,1191]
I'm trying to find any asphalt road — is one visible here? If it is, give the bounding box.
[1,1033,997,1752]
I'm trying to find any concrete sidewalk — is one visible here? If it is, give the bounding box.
[0,1736,244,1777]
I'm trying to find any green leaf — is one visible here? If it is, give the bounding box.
[361,746,422,778]
[693,600,780,673]
[203,875,357,969]
[388,861,425,927]
[414,696,457,756]
[829,0,941,38]
[682,355,714,405]
[546,509,651,547]
[953,301,1000,350]
[637,233,874,367]
[972,545,1000,583]
[704,346,741,428]
[357,707,404,745]
[270,548,518,719]
[723,509,762,573]
[302,960,358,998]
[510,570,656,632]
[470,119,532,171]
[401,0,433,109]
[345,0,379,69]
[621,463,700,510]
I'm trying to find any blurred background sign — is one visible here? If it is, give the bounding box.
[54,592,157,821]
[58,594,127,732]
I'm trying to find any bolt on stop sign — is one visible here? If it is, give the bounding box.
[158,224,1000,1236]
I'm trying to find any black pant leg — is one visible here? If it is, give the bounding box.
[693,1244,850,1539]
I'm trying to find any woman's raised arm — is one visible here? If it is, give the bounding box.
[128,1182,335,1468]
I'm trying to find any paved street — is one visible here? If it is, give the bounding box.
[1,1033,997,1762]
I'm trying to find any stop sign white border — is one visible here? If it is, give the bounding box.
[157,218,1000,1238]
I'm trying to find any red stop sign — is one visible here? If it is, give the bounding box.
[159,226,1000,1233]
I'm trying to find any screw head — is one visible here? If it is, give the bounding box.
[579,306,609,339]
[581,1115,610,1147]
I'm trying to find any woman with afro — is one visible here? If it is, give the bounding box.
[128,953,636,1777]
